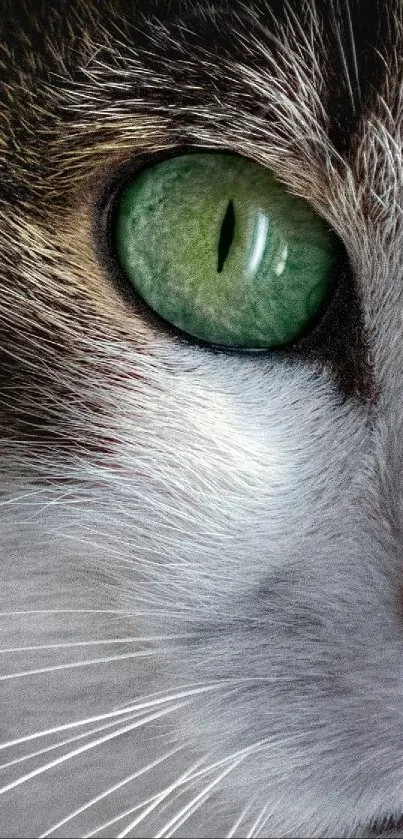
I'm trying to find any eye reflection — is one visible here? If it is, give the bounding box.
[247,211,270,277]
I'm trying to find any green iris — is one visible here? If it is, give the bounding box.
[113,153,337,348]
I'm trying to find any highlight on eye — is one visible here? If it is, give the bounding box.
[113,153,338,348]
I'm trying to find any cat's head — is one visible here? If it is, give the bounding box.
[2,1,403,836]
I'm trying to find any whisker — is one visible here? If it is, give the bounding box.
[155,757,247,839]
[255,798,284,838]
[0,609,132,616]
[83,760,217,837]
[114,682,224,711]
[184,737,270,777]
[246,801,271,838]
[0,488,53,506]
[0,709,154,772]
[139,780,200,826]
[0,702,186,798]
[161,788,214,838]
[166,730,278,838]
[115,755,210,837]
[83,792,167,838]
[0,684,221,752]
[0,708,147,753]
[116,739,269,839]
[0,649,162,681]
[226,798,257,838]
[40,745,183,838]
[0,634,188,654]
[36,488,90,511]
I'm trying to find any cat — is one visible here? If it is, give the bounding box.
[1,0,403,835]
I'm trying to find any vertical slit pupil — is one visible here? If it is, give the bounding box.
[217,199,235,273]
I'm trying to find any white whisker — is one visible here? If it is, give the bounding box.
[255,797,284,838]
[115,755,210,837]
[0,649,162,681]
[226,798,257,838]
[0,609,132,616]
[156,756,247,838]
[116,740,269,839]
[246,801,271,838]
[160,788,214,838]
[184,737,270,778]
[0,488,53,506]
[115,682,224,711]
[139,781,199,826]
[0,702,186,798]
[83,792,165,838]
[0,709,153,772]
[0,633,187,654]
[40,745,183,837]
[0,708,143,753]
[0,684,220,752]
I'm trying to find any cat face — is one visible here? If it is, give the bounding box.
[1,1,403,836]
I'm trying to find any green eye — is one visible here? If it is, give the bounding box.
[113,153,338,348]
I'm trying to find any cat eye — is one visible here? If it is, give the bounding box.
[112,153,338,348]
